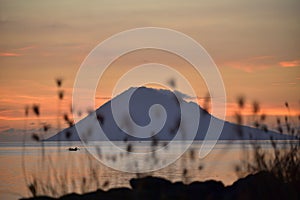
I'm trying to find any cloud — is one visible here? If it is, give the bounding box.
[14,45,36,51]
[279,60,300,68]
[174,90,195,100]
[225,56,278,72]
[95,96,111,100]
[0,46,37,57]
[0,52,22,57]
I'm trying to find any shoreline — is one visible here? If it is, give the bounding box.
[21,171,299,200]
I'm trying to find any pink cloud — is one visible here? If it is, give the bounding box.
[14,45,36,51]
[225,55,277,72]
[279,60,300,67]
[0,52,22,57]
[0,46,36,57]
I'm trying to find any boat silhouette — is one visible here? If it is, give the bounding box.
[68,147,80,151]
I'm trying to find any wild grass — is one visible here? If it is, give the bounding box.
[21,78,299,198]
[22,79,105,197]
[21,79,204,198]
[234,97,300,183]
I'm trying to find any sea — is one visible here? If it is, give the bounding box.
[0,140,293,200]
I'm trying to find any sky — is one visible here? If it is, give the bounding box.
[0,0,299,139]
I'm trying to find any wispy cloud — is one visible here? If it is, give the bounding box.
[0,52,22,57]
[225,55,277,72]
[14,45,36,51]
[174,90,196,100]
[95,96,111,100]
[279,60,300,68]
[0,45,37,57]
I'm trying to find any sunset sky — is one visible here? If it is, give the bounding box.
[0,0,299,138]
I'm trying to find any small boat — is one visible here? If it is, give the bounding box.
[68,147,80,151]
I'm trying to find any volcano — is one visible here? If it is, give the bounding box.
[47,87,292,141]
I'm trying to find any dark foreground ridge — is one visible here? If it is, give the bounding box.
[21,171,299,200]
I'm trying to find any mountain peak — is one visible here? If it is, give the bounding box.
[47,87,292,141]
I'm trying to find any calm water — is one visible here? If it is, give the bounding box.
[0,140,292,200]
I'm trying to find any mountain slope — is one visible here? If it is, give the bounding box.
[47,87,292,141]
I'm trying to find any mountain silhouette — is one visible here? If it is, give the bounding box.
[47,87,292,141]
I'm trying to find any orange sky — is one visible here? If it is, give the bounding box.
[0,0,299,136]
